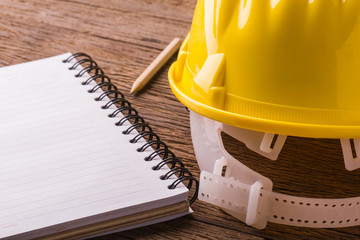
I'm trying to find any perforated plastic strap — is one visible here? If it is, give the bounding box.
[269,191,360,227]
[199,171,360,228]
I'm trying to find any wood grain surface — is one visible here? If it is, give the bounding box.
[1,1,359,239]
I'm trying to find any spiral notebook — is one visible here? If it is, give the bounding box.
[0,53,198,240]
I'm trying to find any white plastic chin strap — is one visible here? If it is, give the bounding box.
[190,111,360,229]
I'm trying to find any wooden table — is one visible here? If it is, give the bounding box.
[1,1,360,239]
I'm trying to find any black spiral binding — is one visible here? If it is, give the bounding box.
[63,53,198,205]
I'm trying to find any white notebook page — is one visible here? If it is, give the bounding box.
[0,53,188,238]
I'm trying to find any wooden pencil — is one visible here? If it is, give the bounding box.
[130,37,182,94]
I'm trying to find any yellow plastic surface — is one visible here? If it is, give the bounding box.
[169,0,360,138]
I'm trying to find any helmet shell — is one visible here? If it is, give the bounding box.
[169,0,360,138]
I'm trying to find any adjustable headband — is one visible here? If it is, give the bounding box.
[190,111,360,229]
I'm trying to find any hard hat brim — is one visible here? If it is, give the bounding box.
[169,62,360,139]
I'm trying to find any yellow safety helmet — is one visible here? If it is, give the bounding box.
[169,0,360,139]
[169,0,360,229]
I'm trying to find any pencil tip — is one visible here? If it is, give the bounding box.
[130,86,136,94]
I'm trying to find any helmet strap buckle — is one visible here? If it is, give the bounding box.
[198,156,271,229]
